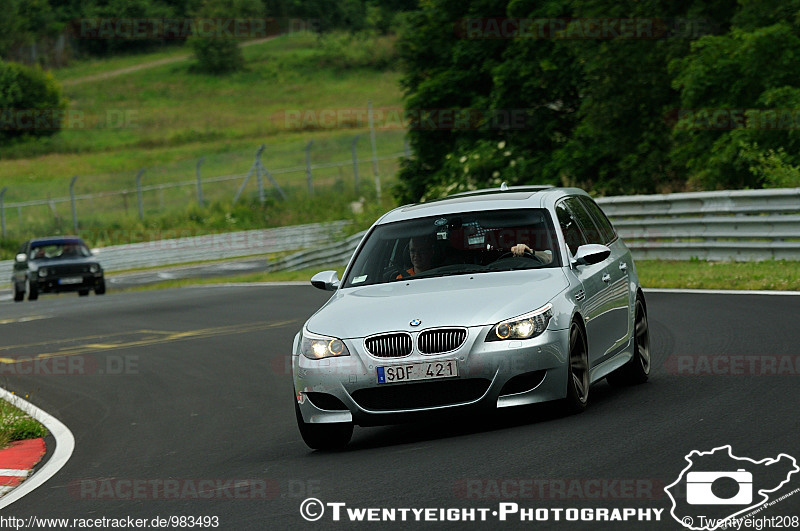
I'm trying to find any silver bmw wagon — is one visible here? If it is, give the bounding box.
[293,186,650,449]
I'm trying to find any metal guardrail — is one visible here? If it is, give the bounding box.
[0,221,351,281]
[597,188,800,261]
[275,188,800,270]
[3,188,798,287]
[266,231,367,272]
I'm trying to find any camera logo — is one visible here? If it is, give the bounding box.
[686,469,752,505]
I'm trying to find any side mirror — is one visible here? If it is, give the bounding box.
[311,270,340,291]
[572,244,611,267]
[15,253,27,263]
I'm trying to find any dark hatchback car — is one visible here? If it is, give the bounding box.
[12,237,106,302]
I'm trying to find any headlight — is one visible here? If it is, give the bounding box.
[90,264,100,274]
[300,330,350,360]
[486,303,553,342]
[38,268,48,278]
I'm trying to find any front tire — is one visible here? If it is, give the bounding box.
[561,322,589,414]
[294,396,353,450]
[95,281,106,295]
[28,281,39,301]
[13,283,25,302]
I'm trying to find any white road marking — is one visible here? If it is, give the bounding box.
[0,388,75,510]
[0,470,28,477]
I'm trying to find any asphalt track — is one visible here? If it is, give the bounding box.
[0,286,798,529]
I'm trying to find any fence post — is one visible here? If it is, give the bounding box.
[368,100,381,200]
[196,157,205,207]
[0,187,6,239]
[351,135,361,193]
[69,176,78,233]
[136,168,145,220]
[255,147,265,204]
[305,140,314,195]
[404,138,411,158]
[234,145,265,203]
[257,155,287,201]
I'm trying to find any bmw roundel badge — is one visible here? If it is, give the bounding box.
[410,319,422,327]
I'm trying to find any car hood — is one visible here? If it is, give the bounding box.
[306,269,569,339]
[30,257,99,269]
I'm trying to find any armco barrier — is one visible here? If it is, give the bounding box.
[597,188,800,261]
[3,187,799,286]
[0,221,350,281]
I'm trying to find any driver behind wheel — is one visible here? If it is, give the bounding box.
[396,236,436,278]
[511,243,552,264]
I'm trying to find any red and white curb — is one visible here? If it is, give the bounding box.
[0,439,46,497]
[0,388,74,510]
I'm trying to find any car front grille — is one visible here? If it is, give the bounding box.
[351,378,491,411]
[417,328,467,354]
[52,265,89,275]
[364,333,413,358]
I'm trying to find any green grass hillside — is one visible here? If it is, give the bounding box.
[0,32,406,255]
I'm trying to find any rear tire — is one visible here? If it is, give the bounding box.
[294,396,353,450]
[78,290,89,297]
[28,281,38,301]
[561,322,589,414]
[607,297,650,386]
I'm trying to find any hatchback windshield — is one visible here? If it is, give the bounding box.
[343,209,560,288]
[30,242,92,260]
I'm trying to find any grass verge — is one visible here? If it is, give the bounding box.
[114,267,346,292]
[0,396,49,449]
[637,259,800,291]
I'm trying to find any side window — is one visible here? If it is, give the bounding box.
[563,197,603,245]
[555,201,587,255]
[579,196,616,244]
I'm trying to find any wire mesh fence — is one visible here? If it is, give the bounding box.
[0,128,408,240]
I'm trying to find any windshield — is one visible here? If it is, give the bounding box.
[342,209,561,288]
[30,242,92,260]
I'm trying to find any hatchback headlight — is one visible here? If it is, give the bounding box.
[90,264,100,274]
[486,303,553,341]
[300,330,350,360]
[38,268,49,278]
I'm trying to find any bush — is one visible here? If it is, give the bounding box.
[189,37,245,74]
[313,31,398,70]
[189,0,264,75]
[0,61,66,142]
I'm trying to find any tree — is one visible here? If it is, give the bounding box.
[189,0,264,74]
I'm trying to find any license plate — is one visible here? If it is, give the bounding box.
[59,277,83,285]
[377,360,458,384]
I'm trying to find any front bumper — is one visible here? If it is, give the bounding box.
[293,325,570,426]
[36,274,104,293]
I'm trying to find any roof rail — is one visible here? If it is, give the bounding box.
[449,184,554,198]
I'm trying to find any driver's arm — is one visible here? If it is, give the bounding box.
[511,244,532,256]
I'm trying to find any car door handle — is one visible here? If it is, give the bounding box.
[602,273,611,283]
[619,262,628,272]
